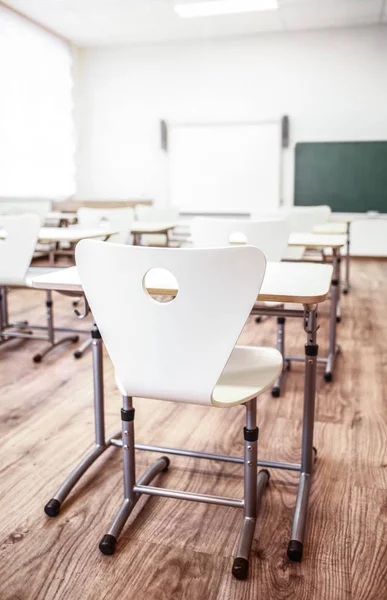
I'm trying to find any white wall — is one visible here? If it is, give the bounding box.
[75,25,387,209]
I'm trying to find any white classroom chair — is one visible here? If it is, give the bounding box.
[191,217,289,260]
[191,217,290,396]
[76,240,282,579]
[0,214,78,362]
[77,207,134,244]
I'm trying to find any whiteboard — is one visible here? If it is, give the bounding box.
[168,121,282,213]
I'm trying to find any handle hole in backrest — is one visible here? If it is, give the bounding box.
[142,268,179,304]
[228,231,248,245]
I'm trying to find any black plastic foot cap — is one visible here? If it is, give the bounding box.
[99,534,117,556]
[287,540,303,562]
[74,351,82,359]
[33,354,42,364]
[72,336,80,343]
[271,387,280,398]
[336,316,341,323]
[324,372,333,383]
[343,289,348,295]
[44,498,61,517]
[232,557,249,580]
[255,316,262,324]
[161,456,170,472]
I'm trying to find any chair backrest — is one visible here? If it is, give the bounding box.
[77,207,134,244]
[191,218,289,261]
[76,242,266,406]
[135,206,180,223]
[283,205,331,226]
[0,214,41,284]
[0,199,51,224]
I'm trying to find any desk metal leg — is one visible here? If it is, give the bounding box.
[325,249,341,382]
[33,291,80,363]
[336,250,342,323]
[343,222,351,294]
[272,316,286,398]
[44,323,119,517]
[287,305,318,562]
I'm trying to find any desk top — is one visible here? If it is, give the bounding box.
[289,232,346,249]
[32,261,333,305]
[38,227,120,243]
[131,222,176,234]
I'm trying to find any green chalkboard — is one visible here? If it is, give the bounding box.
[294,141,387,213]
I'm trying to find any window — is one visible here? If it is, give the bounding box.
[0,6,76,198]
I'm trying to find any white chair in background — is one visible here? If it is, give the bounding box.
[191,217,290,396]
[191,217,289,260]
[77,207,134,244]
[0,199,52,224]
[0,214,79,362]
[252,207,325,260]
[135,205,180,246]
[75,240,282,579]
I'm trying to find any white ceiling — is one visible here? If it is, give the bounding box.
[3,0,387,46]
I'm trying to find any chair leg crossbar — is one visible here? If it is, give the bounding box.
[98,395,269,580]
[0,287,86,362]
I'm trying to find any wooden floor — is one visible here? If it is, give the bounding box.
[0,259,386,600]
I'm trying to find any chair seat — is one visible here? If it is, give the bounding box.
[211,345,283,408]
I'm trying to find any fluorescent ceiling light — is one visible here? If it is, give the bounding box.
[174,0,279,18]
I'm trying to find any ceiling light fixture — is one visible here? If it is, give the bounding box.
[174,0,279,18]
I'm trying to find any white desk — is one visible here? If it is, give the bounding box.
[38,227,120,243]
[131,221,177,246]
[37,227,122,265]
[46,212,78,227]
[32,260,332,562]
[288,232,346,249]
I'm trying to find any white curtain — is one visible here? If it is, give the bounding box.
[0,6,76,198]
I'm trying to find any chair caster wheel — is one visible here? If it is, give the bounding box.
[161,456,170,472]
[232,557,249,580]
[271,387,280,398]
[33,354,42,363]
[343,289,348,295]
[44,498,61,517]
[324,372,333,382]
[74,351,82,359]
[336,316,341,323]
[255,316,262,324]
[99,534,117,556]
[287,540,303,562]
[72,336,80,343]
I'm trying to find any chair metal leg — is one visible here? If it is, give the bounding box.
[73,336,92,359]
[99,395,169,556]
[272,317,286,397]
[232,398,269,580]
